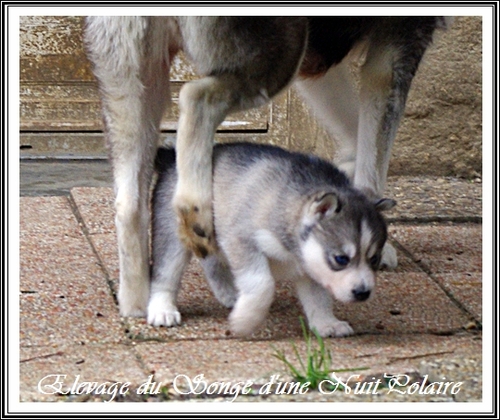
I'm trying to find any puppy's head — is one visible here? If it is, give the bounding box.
[299,190,395,303]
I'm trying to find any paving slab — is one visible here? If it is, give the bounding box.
[19,231,106,294]
[433,273,482,321]
[19,197,124,348]
[20,344,148,402]
[20,195,82,235]
[390,224,482,274]
[16,179,485,407]
[134,333,481,389]
[69,187,116,235]
[383,176,482,222]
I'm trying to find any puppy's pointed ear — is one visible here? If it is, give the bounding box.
[306,192,340,222]
[374,198,396,212]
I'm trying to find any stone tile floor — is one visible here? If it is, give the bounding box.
[15,176,489,412]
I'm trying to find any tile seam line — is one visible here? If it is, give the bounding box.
[386,216,482,224]
[66,191,155,378]
[389,236,481,328]
[66,191,117,305]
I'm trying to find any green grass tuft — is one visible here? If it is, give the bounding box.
[272,317,368,392]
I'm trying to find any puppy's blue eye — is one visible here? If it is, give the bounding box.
[334,255,350,266]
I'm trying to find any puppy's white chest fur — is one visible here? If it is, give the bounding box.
[254,229,291,261]
[254,229,305,280]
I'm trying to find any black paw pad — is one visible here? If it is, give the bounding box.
[196,245,208,259]
[193,223,207,238]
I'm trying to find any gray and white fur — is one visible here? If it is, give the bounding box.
[149,142,395,337]
[84,16,451,318]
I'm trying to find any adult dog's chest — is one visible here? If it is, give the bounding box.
[299,17,375,77]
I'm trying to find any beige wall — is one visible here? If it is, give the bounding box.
[20,16,482,178]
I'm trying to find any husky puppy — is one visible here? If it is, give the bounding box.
[149,142,394,337]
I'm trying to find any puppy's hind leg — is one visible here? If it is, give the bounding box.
[85,17,174,316]
[149,157,193,326]
[148,235,192,327]
[200,255,238,308]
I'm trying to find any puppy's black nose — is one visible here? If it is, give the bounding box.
[352,287,371,302]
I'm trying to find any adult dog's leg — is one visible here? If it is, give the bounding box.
[85,17,175,316]
[173,17,307,257]
[295,19,440,269]
[353,20,439,268]
[294,60,399,268]
[293,59,360,179]
[355,19,439,197]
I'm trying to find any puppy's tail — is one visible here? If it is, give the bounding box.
[154,147,176,174]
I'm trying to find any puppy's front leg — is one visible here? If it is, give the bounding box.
[295,276,354,338]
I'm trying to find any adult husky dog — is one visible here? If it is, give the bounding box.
[84,16,451,318]
[151,142,394,337]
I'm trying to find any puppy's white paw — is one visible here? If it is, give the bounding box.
[310,319,354,338]
[148,309,181,327]
[147,306,181,327]
[381,241,398,269]
[147,293,181,327]
[229,313,261,337]
[228,288,275,337]
[229,305,268,337]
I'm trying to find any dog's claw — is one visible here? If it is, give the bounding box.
[148,309,182,327]
[192,223,208,238]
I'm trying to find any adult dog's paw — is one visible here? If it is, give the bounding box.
[381,241,398,269]
[118,284,148,318]
[174,197,217,258]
